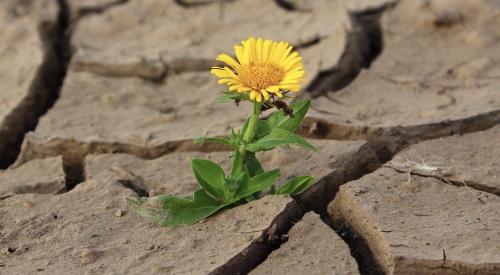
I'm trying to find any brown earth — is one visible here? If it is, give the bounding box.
[1,0,499,274]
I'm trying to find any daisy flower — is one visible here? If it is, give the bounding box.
[211,37,305,102]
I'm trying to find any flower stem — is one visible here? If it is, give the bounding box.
[234,102,261,177]
[242,102,262,144]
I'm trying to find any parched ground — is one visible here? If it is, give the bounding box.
[1,0,499,274]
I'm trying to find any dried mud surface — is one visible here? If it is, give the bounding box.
[0,172,300,274]
[307,0,500,140]
[250,212,360,275]
[1,0,500,274]
[329,167,500,275]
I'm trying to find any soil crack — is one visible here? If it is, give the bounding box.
[209,200,304,275]
[73,0,129,21]
[0,0,72,169]
[322,216,384,275]
[305,4,395,97]
[15,136,232,191]
[384,165,500,198]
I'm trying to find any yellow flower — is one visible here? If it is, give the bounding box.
[211,37,305,103]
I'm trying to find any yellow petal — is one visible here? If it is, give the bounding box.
[256,92,263,102]
[279,84,301,91]
[237,87,250,93]
[249,90,257,101]
[256,38,263,62]
[284,57,302,71]
[216,53,240,69]
[229,84,242,91]
[246,37,256,62]
[272,42,288,63]
[234,45,247,65]
[279,46,294,64]
[281,52,299,67]
[223,67,239,79]
[267,42,278,63]
[273,90,283,97]
[282,71,305,82]
[261,89,270,101]
[218,78,240,85]
[267,85,280,92]
[211,67,231,78]
[262,39,272,62]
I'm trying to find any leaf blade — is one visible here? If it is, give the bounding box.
[276,176,314,195]
[235,169,281,200]
[245,128,316,152]
[194,136,233,148]
[255,99,311,139]
[245,152,264,177]
[126,189,225,226]
[191,158,228,202]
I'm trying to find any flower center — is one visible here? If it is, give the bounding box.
[238,62,284,90]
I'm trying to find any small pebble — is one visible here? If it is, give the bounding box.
[114,209,124,217]
[23,201,33,208]
[80,248,99,265]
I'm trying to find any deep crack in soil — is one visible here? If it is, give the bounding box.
[323,215,385,275]
[209,200,304,275]
[2,1,500,274]
[0,0,71,169]
[305,3,393,97]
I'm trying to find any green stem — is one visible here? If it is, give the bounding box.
[234,103,261,177]
[242,103,261,143]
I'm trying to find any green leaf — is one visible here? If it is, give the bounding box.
[231,150,244,178]
[235,169,281,200]
[245,152,264,177]
[276,176,314,195]
[233,170,249,192]
[255,99,310,139]
[126,189,225,226]
[191,159,229,202]
[194,136,234,148]
[245,128,316,152]
[240,117,251,138]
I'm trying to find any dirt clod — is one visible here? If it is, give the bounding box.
[80,248,99,265]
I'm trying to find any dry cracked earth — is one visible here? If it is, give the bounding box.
[1,0,500,274]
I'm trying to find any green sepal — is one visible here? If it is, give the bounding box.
[276,176,314,195]
[245,128,316,152]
